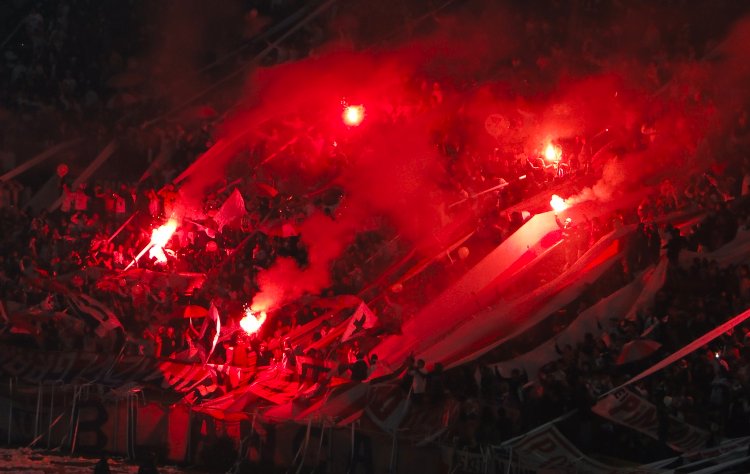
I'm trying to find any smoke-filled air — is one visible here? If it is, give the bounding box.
[5,1,750,471]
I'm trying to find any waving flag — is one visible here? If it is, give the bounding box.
[182,303,223,363]
[213,188,247,232]
[66,294,124,336]
[616,339,662,365]
[341,302,378,342]
[248,371,300,405]
[366,384,410,433]
[204,303,222,364]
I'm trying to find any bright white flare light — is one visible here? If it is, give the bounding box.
[150,219,177,248]
[124,218,178,270]
[550,194,568,213]
[544,143,562,162]
[148,219,177,264]
[149,246,167,264]
[240,308,267,335]
[343,105,365,126]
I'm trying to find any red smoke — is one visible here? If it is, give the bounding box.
[252,210,362,312]
[169,1,750,310]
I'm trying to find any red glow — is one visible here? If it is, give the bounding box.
[240,308,267,335]
[550,194,568,212]
[544,143,562,162]
[343,105,365,126]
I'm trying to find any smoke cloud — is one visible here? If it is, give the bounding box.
[169,1,750,310]
[251,209,363,311]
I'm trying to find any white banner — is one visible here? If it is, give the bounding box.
[492,259,667,377]
[612,307,750,392]
[433,225,632,369]
[66,293,124,336]
[623,257,669,321]
[341,302,378,342]
[502,424,653,473]
[680,228,750,267]
[592,388,709,452]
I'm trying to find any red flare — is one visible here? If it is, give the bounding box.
[544,143,562,162]
[342,105,365,126]
[240,308,267,335]
[550,194,568,212]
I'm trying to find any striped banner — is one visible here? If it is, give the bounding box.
[66,293,124,336]
[592,388,709,452]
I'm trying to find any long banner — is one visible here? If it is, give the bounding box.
[24,277,125,336]
[680,228,750,268]
[492,259,667,377]
[501,424,654,473]
[611,307,750,392]
[592,388,709,452]
[95,267,207,296]
[0,387,445,472]
[0,346,250,398]
[418,225,631,369]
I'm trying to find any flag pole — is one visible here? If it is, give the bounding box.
[107,211,138,244]
[294,417,313,474]
[315,419,325,466]
[7,378,12,445]
[47,384,54,449]
[123,242,154,271]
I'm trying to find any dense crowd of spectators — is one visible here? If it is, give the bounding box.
[3,1,750,467]
[0,0,359,363]
[434,190,750,462]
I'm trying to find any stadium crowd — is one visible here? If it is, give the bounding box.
[2,1,750,468]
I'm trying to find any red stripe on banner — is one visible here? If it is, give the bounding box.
[578,238,620,275]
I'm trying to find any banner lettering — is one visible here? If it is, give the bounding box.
[592,389,709,452]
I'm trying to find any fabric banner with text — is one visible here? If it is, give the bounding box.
[592,388,709,452]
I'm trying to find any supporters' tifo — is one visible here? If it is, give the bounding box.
[3,1,750,472]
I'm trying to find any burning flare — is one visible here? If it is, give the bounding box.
[240,307,267,335]
[149,246,168,264]
[124,218,178,270]
[550,194,568,213]
[150,219,178,248]
[544,143,562,162]
[342,105,365,127]
[147,219,177,264]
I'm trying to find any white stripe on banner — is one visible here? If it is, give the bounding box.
[674,445,747,472]
[500,423,651,473]
[48,140,118,212]
[688,455,750,474]
[680,228,750,268]
[608,307,750,394]
[492,259,667,378]
[426,225,632,369]
[67,294,124,336]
